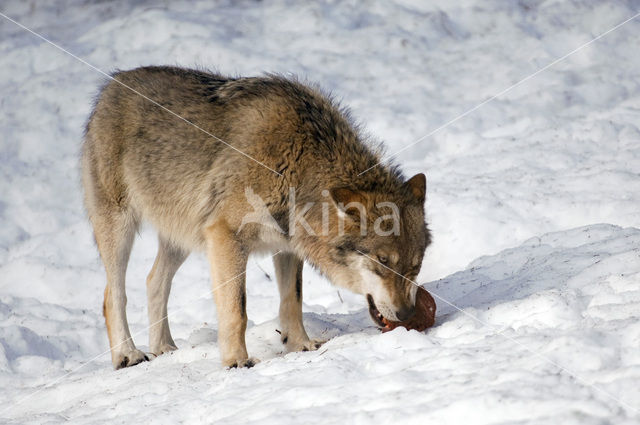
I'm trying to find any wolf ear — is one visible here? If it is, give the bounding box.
[330,187,367,220]
[405,173,426,204]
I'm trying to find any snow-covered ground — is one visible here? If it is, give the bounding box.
[1,0,639,423]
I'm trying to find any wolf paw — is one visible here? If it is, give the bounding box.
[283,336,325,352]
[150,343,178,357]
[225,357,260,369]
[114,349,149,370]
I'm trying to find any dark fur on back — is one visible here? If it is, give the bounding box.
[107,66,405,190]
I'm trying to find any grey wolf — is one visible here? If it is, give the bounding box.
[82,66,430,369]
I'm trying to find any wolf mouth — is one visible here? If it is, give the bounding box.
[367,294,386,327]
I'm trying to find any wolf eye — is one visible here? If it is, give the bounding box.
[377,255,388,265]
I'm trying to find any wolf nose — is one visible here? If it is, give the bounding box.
[395,305,416,322]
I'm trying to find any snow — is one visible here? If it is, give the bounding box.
[1,0,639,423]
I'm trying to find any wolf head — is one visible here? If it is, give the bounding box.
[316,173,431,323]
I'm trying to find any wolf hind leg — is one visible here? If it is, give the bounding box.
[274,253,324,352]
[91,203,148,369]
[146,235,188,357]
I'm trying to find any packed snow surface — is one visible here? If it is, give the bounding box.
[1,1,639,423]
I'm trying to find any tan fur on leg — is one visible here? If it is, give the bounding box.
[146,236,188,356]
[94,207,148,369]
[274,253,324,352]
[205,220,256,368]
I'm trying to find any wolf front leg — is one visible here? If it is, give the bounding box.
[274,253,324,352]
[205,221,257,368]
